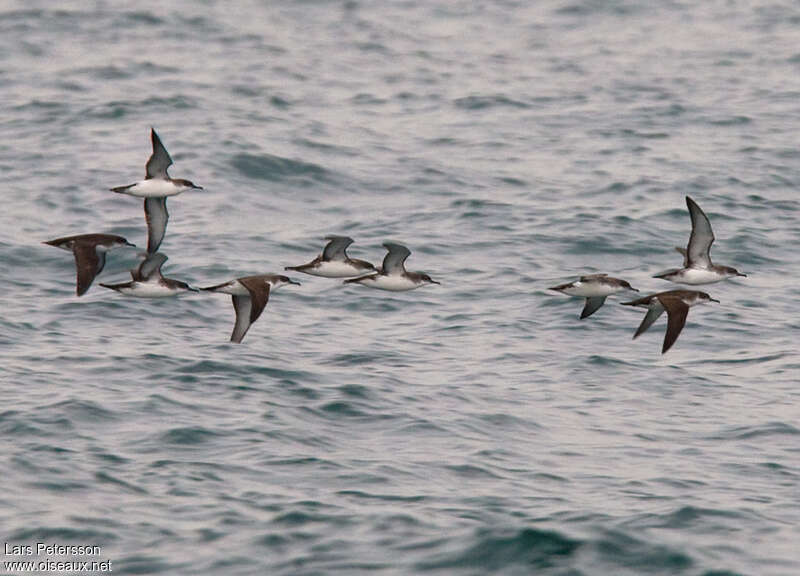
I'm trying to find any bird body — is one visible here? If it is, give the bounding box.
[100,252,196,298]
[112,178,196,198]
[549,274,638,319]
[110,128,202,254]
[286,235,375,278]
[348,273,426,292]
[44,233,135,296]
[621,289,718,353]
[203,274,300,343]
[344,242,439,291]
[654,196,745,285]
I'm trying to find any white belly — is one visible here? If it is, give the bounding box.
[561,282,620,298]
[122,179,188,198]
[676,268,727,285]
[357,274,420,291]
[305,261,371,278]
[117,282,181,298]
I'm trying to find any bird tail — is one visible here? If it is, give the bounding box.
[110,184,135,193]
[652,268,679,279]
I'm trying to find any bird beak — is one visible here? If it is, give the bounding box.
[737,272,747,277]
[630,287,640,292]
[126,241,137,247]
[710,298,720,303]
[429,279,441,285]
[288,279,301,286]
[193,184,204,190]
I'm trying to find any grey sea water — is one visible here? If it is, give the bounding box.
[2,1,799,574]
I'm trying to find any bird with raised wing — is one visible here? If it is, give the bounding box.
[654,196,746,285]
[100,252,197,297]
[111,128,203,254]
[344,242,439,291]
[285,235,375,278]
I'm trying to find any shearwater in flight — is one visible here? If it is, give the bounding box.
[100,252,197,297]
[344,242,439,291]
[285,235,375,278]
[111,128,202,254]
[202,274,300,343]
[654,196,746,285]
[621,289,719,354]
[549,274,638,319]
[44,233,135,296]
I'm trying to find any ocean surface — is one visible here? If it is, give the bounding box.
[2,1,799,574]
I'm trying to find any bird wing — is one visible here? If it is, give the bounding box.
[73,243,103,296]
[685,196,714,268]
[145,128,173,179]
[239,277,271,324]
[580,296,607,319]
[230,295,253,343]
[322,235,354,261]
[144,197,169,254]
[381,243,411,274]
[633,304,665,339]
[660,296,690,354]
[134,252,168,281]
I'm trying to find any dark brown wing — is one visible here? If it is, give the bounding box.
[73,243,104,296]
[238,277,271,323]
[659,297,690,354]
